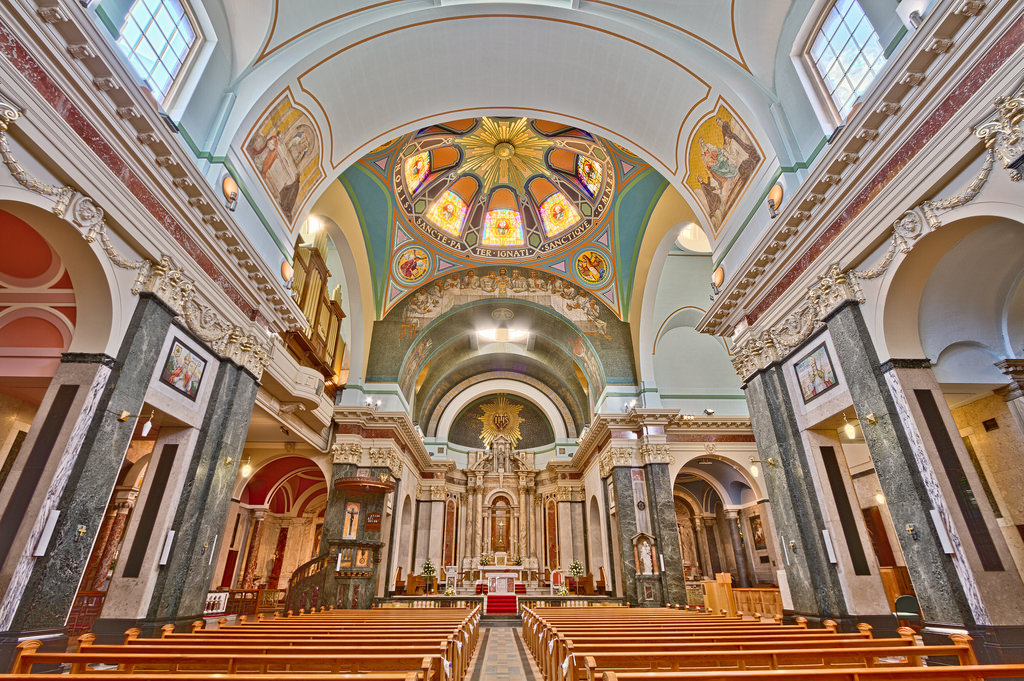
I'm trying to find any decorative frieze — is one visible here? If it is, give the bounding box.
[331,442,362,465]
[640,443,671,465]
[368,448,404,478]
[730,145,997,380]
[598,447,636,477]
[0,98,274,378]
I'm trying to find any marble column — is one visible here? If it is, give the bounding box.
[89,493,136,590]
[745,361,850,623]
[0,293,174,668]
[474,481,483,557]
[462,484,474,562]
[644,460,688,604]
[695,516,714,578]
[517,476,527,559]
[609,466,640,603]
[139,361,260,631]
[725,510,752,588]
[241,510,266,589]
[827,302,1015,637]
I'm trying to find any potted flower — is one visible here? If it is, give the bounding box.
[421,557,436,593]
[568,559,584,595]
[556,586,569,597]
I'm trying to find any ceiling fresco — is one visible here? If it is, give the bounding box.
[339,117,668,320]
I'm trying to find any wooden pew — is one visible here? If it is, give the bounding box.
[599,667,1024,681]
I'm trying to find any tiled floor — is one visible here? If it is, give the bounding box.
[468,622,541,681]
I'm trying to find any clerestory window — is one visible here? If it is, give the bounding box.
[806,0,887,122]
[115,0,198,103]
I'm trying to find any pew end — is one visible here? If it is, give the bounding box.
[160,624,175,638]
[76,633,96,652]
[12,640,42,674]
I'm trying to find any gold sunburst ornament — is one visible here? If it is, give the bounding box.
[458,118,550,194]
[476,396,525,448]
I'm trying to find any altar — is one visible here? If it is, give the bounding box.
[484,571,517,594]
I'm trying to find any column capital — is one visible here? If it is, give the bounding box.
[724,509,740,520]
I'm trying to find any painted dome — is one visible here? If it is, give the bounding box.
[393,117,614,261]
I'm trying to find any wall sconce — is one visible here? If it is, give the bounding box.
[842,412,877,439]
[766,183,784,219]
[118,409,154,437]
[221,175,239,212]
[748,456,777,478]
[711,266,725,296]
[788,540,797,553]
[875,490,886,505]
[905,524,919,540]
[280,260,294,284]
[240,458,253,478]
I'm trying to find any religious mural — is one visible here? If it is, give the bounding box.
[794,342,838,403]
[245,93,324,226]
[159,338,206,400]
[448,394,555,450]
[684,101,763,236]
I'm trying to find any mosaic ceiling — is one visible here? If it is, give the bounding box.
[342,117,667,320]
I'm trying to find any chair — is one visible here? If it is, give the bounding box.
[894,594,922,629]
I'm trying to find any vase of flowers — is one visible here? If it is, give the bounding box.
[480,552,492,566]
[556,586,569,597]
[568,559,584,595]
[422,557,436,593]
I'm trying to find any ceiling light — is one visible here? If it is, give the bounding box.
[478,327,527,343]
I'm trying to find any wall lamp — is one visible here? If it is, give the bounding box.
[748,456,777,478]
[766,183,784,219]
[221,175,239,212]
[843,412,877,439]
[118,409,154,437]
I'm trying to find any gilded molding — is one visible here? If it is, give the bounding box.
[976,90,1024,181]
[640,443,671,465]
[555,486,572,501]
[369,448,404,478]
[598,447,635,477]
[331,442,362,465]
[0,100,273,378]
[430,485,447,501]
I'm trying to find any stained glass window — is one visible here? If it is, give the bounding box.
[538,193,581,237]
[404,152,430,193]
[809,0,885,120]
[116,0,197,101]
[481,210,525,247]
[425,191,469,236]
[576,156,602,196]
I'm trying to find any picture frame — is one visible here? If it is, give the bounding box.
[793,341,839,403]
[750,514,767,551]
[159,337,207,400]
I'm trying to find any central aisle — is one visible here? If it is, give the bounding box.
[469,620,540,681]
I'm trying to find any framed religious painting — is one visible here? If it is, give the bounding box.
[793,342,839,403]
[749,514,767,551]
[159,337,207,400]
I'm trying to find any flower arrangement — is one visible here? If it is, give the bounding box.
[421,557,436,578]
[444,587,455,596]
[556,586,569,596]
[480,552,493,566]
[568,560,584,578]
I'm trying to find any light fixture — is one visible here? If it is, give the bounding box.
[222,175,239,212]
[241,459,253,478]
[118,409,154,437]
[875,490,886,505]
[748,456,777,478]
[624,399,637,413]
[281,260,294,283]
[766,183,784,219]
[375,399,382,409]
[843,412,877,439]
[478,327,528,343]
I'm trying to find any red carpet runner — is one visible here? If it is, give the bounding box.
[485,594,518,614]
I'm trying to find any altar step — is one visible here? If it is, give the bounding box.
[485,594,518,615]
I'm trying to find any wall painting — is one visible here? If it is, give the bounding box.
[159,338,207,400]
[794,342,839,403]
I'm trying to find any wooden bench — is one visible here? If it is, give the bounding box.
[598,666,1024,681]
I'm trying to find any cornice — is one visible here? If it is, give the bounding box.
[332,406,440,475]
[1,0,304,333]
[698,0,1008,339]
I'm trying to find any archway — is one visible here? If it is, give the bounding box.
[588,496,605,583]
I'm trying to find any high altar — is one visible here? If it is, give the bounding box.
[461,401,544,584]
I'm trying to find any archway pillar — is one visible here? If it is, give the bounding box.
[0,292,175,669]
[641,440,688,606]
[744,360,852,627]
[830,302,1024,659]
[724,509,752,588]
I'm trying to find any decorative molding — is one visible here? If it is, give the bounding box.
[430,485,447,501]
[598,447,635,477]
[555,486,572,501]
[640,443,671,465]
[369,447,404,478]
[0,99,273,378]
[330,442,361,465]
[996,359,1024,401]
[730,148,996,380]
[975,89,1024,181]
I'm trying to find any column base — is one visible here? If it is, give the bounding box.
[91,613,205,644]
[0,626,67,673]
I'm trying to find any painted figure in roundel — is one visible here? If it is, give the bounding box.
[397,248,429,283]
[576,250,607,285]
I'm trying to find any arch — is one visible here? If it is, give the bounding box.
[398,493,414,578]
[432,379,569,443]
[0,199,122,356]
[588,496,604,574]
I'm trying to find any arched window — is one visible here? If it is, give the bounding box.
[115,0,198,102]
[803,0,887,123]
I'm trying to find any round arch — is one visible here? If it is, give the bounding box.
[433,379,569,443]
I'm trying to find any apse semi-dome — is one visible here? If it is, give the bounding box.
[393,117,614,261]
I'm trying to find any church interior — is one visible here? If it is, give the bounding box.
[2,0,1024,678]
